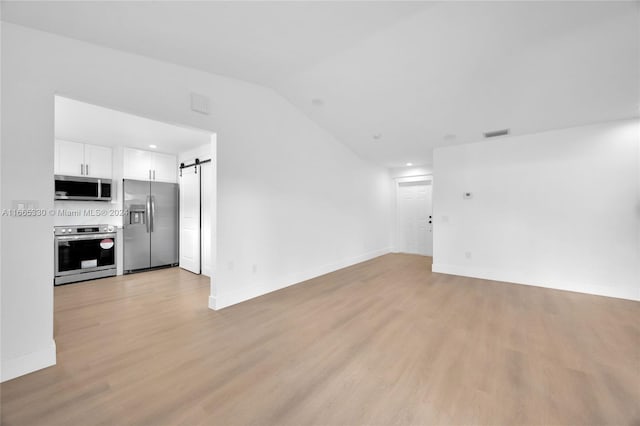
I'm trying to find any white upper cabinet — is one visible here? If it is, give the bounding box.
[123,147,153,181]
[152,152,178,183]
[55,140,85,177]
[84,144,113,179]
[123,147,177,183]
[55,140,113,179]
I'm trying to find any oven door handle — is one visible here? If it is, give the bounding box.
[56,234,116,241]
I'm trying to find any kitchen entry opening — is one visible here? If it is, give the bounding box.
[53,94,216,301]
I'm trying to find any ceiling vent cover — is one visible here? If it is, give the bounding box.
[190,92,210,115]
[483,128,510,138]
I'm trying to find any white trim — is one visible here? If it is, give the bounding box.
[208,294,217,310]
[432,263,640,301]
[394,174,432,183]
[1,340,57,382]
[209,248,391,310]
[207,134,218,308]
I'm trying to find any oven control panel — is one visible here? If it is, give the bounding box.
[54,224,115,235]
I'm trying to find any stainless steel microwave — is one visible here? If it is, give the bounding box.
[54,175,112,201]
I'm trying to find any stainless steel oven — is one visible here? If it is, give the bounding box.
[54,225,117,285]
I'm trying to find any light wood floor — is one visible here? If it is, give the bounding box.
[1,254,639,425]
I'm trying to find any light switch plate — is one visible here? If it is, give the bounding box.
[12,200,39,210]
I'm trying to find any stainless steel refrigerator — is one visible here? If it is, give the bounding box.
[123,179,178,273]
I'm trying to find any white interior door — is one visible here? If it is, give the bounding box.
[179,166,201,273]
[397,180,433,256]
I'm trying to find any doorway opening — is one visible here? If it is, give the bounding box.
[53,94,216,328]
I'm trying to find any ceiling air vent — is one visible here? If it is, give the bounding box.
[483,128,510,138]
[190,92,210,115]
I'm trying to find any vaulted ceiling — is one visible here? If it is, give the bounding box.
[3,1,639,167]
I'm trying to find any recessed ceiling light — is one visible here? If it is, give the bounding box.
[149,144,157,149]
[406,162,413,166]
[311,98,324,107]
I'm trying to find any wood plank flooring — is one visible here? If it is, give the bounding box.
[1,254,639,425]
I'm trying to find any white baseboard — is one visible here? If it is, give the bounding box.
[208,294,218,310]
[432,263,640,301]
[209,247,391,310]
[1,339,57,382]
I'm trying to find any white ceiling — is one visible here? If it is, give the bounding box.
[55,96,212,154]
[4,1,639,167]
[1,1,425,87]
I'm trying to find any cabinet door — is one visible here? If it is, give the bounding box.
[55,140,85,177]
[152,152,177,183]
[84,144,113,179]
[124,147,153,181]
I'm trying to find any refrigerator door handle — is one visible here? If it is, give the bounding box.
[150,195,156,233]
[145,195,151,233]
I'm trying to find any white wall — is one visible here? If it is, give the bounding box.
[0,23,391,381]
[433,119,640,301]
[389,165,432,180]
[0,14,4,385]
